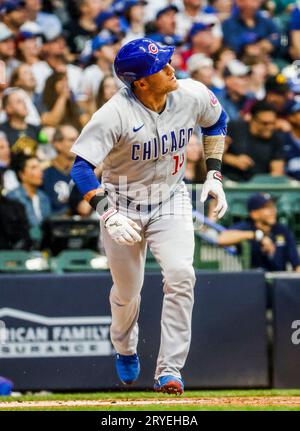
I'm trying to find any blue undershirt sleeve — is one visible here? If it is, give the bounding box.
[70,155,101,197]
[201,109,227,136]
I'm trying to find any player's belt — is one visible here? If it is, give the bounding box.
[115,195,162,213]
[135,202,162,212]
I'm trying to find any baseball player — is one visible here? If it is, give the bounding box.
[70,38,227,395]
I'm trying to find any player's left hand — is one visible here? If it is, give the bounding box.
[200,170,228,219]
[101,209,142,246]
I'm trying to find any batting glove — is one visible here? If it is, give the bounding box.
[101,208,142,246]
[200,170,228,219]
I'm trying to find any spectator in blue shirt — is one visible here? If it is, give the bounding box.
[284,100,300,181]
[8,153,51,240]
[222,0,280,56]
[289,5,300,31]
[289,4,300,60]
[217,59,255,121]
[42,124,78,214]
[218,193,300,272]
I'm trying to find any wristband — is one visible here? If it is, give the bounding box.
[84,187,107,212]
[206,157,222,172]
[89,194,106,211]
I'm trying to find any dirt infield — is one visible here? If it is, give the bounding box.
[1,396,300,409]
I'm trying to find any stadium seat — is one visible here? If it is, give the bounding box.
[248,174,291,185]
[277,194,300,240]
[194,232,251,271]
[42,217,100,256]
[194,233,220,270]
[225,192,250,221]
[0,251,50,273]
[51,249,108,273]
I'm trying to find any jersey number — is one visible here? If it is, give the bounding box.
[172,154,185,175]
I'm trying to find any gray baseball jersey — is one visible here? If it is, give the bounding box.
[71,78,221,206]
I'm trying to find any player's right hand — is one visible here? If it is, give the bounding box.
[101,209,142,246]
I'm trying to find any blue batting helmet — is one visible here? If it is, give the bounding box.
[114,38,174,86]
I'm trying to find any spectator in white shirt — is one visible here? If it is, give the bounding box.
[24,0,63,42]
[122,0,147,44]
[10,64,41,126]
[80,32,121,115]
[16,21,52,94]
[41,29,83,98]
[0,22,19,82]
[176,0,223,41]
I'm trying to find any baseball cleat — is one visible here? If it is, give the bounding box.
[154,375,184,395]
[0,376,13,395]
[115,353,140,385]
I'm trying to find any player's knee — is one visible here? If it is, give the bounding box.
[110,286,141,306]
[164,264,195,292]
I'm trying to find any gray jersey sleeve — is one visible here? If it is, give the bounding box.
[71,98,122,167]
[180,79,222,128]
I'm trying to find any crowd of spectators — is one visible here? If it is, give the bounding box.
[0,0,300,271]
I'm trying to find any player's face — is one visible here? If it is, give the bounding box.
[144,61,178,94]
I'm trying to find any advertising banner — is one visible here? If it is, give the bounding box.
[0,271,268,390]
